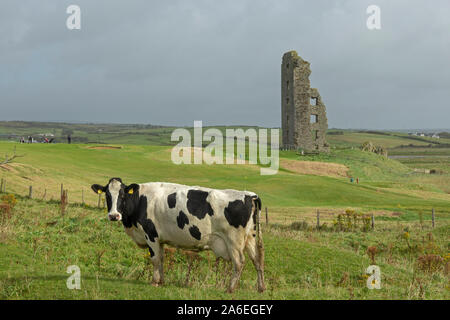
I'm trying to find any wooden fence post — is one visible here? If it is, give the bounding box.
[371,214,375,230]
[60,184,64,199]
[432,208,435,228]
[316,210,320,230]
[265,207,268,226]
[65,190,68,204]
[28,185,33,199]
[97,193,101,208]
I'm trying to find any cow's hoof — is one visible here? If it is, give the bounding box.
[151,279,164,287]
[257,286,266,293]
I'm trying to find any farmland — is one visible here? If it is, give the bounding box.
[0,122,449,299]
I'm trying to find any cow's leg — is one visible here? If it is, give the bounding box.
[245,236,266,292]
[148,242,164,286]
[157,243,164,284]
[227,245,245,293]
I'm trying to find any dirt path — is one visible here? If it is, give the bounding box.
[281,159,348,178]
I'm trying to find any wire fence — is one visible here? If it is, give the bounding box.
[0,178,105,209]
[0,178,439,229]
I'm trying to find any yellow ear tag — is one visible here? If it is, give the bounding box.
[128,189,134,195]
[97,190,103,194]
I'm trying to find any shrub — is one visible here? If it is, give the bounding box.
[333,209,371,232]
[417,254,444,274]
[421,233,441,255]
[444,254,450,276]
[1,194,17,209]
[367,246,378,265]
[290,221,309,231]
[0,194,17,224]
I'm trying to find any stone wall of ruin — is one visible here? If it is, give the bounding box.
[281,51,329,152]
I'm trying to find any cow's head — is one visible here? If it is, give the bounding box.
[91,178,139,221]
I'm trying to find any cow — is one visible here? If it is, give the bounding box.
[91,178,265,293]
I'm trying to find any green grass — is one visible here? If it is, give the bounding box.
[0,126,449,300]
[281,148,412,181]
[1,197,448,299]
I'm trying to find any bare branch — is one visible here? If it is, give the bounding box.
[0,146,25,166]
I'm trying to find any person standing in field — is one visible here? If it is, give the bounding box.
[67,135,71,144]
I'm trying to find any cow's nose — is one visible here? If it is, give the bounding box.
[108,214,119,221]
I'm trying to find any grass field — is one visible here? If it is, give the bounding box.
[0,124,449,300]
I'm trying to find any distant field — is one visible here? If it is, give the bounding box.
[0,121,262,146]
[0,123,449,299]
[0,121,177,145]
[327,130,450,149]
[325,130,449,192]
[2,121,449,148]
[389,147,450,156]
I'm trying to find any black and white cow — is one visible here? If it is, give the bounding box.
[91,178,265,293]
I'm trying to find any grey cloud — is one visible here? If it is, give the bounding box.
[0,0,449,129]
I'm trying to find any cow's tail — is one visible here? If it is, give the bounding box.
[252,195,264,267]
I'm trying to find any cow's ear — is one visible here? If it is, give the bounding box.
[124,183,139,195]
[91,184,106,194]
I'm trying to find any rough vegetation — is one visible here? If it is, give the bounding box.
[361,141,388,158]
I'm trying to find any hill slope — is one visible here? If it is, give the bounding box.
[0,142,448,214]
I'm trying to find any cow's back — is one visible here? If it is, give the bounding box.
[137,182,257,253]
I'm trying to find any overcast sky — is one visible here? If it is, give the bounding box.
[1,0,449,129]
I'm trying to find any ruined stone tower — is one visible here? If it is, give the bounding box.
[281,51,329,152]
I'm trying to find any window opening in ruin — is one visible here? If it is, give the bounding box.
[286,81,289,90]
[286,97,289,104]
[310,114,318,123]
[310,97,318,106]
[286,63,289,69]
